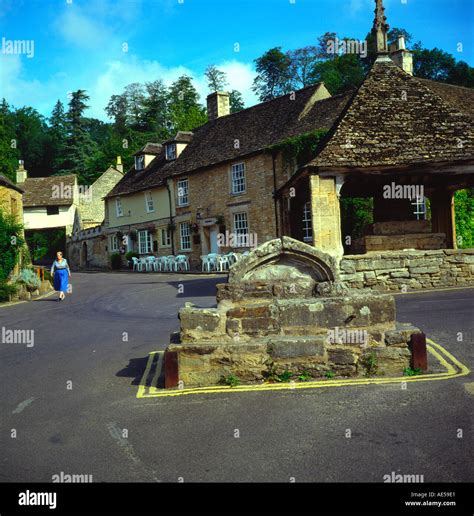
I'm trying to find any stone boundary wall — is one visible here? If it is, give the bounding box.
[340,249,474,291]
[66,226,109,269]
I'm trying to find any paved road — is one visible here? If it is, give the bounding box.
[0,273,472,483]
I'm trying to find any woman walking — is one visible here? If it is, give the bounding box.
[51,251,71,301]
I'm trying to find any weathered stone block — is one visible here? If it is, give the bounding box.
[328,348,358,365]
[267,336,326,359]
[179,305,226,341]
[409,266,440,274]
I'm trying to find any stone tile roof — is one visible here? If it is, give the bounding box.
[22,175,77,207]
[418,79,474,120]
[0,174,24,194]
[134,143,163,156]
[106,85,353,198]
[308,58,474,169]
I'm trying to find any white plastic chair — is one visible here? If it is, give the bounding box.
[165,255,176,272]
[139,257,147,271]
[131,257,142,272]
[175,255,190,271]
[155,257,166,272]
[216,255,230,272]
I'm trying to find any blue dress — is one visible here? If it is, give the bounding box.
[51,259,70,292]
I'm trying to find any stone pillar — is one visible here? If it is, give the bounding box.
[431,190,456,249]
[309,174,344,258]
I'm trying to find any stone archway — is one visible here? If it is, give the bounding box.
[228,236,338,285]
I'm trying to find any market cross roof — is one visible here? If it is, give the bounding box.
[307,58,474,170]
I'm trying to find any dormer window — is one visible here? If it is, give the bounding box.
[166,144,176,161]
[135,155,145,171]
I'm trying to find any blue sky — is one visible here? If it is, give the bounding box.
[0,0,472,121]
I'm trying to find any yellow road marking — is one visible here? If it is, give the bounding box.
[136,341,470,399]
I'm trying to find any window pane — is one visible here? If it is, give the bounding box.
[177,179,189,205]
[231,163,245,194]
[180,222,191,250]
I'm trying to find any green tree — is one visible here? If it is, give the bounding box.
[287,46,319,88]
[0,208,25,280]
[454,189,474,249]
[310,53,365,94]
[58,90,98,184]
[142,80,170,136]
[48,100,68,175]
[229,90,245,113]
[168,75,207,132]
[205,65,228,92]
[412,47,456,82]
[105,94,128,135]
[0,99,19,181]
[252,47,293,101]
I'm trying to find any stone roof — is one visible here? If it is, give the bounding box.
[418,79,474,120]
[0,174,24,194]
[22,175,77,207]
[308,58,474,170]
[106,84,353,198]
[134,143,163,156]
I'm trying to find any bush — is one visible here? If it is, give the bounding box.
[126,251,138,261]
[0,280,19,302]
[0,209,25,281]
[110,253,122,270]
[12,268,41,292]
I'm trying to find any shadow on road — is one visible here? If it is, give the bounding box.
[116,357,149,386]
[167,277,224,298]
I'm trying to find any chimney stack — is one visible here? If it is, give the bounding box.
[16,160,27,184]
[207,91,230,121]
[389,36,413,75]
[116,156,124,173]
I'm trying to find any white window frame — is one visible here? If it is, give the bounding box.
[302,202,313,242]
[179,222,191,251]
[110,234,119,252]
[115,197,123,217]
[138,230,152,255]
[233,211,249,246]
[166,144,176,161]
[145,191,155,213]
[177,178,189,206]
[231,163,246,195]
[160,228,171,248]
[135,155,145,171]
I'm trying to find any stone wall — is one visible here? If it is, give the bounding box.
[67,226,109,269]
[172,152,287,267]
[340,249,474,291]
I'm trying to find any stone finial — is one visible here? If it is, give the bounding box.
[372,0,390,55]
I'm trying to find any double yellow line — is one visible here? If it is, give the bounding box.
[136,339,470,399]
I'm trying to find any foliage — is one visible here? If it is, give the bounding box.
[266,129,328,168]
[403,367,422,377]
[360,352,378,377]
[298,371,312,382]
[252,47,293,102]
[110,253,122,270]
[325,371,335,379]
[0,279,18,302]
[340,197,374,250]
[0,209,24,281]
[229,90,245,113]
[25,229,65,263]
[126,251,139,261]
[310,53,365,94]
[454,189,474,249]
[12,268,41,292]
[205,65,228,92]
[221,374,240,387]
[277,370,293,382]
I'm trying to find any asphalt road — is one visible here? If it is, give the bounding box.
[0,273,472,483]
